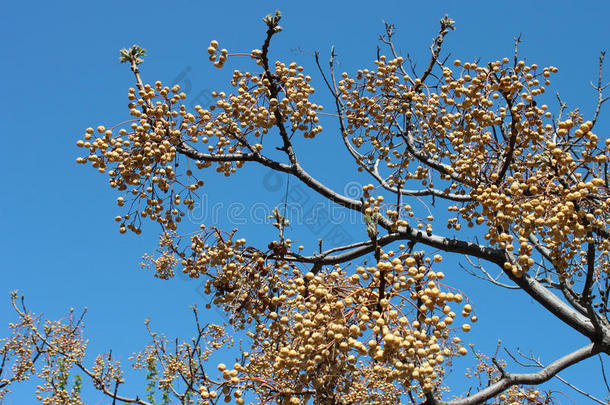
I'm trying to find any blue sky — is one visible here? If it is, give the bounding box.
[1,0,609,403]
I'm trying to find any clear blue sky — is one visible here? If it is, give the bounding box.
[1,0,609,403]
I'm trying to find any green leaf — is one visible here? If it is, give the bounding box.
[118,45,146,65]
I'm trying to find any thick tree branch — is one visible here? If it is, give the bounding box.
[529,353,609,405]
[387,224,601,340]
[285,233,403,266]
[426,343,602,405]
[177,143,362,212]
[282,221,600,346]
[293,162,363,211]
[176,143,291,171]
[527,234,590,316]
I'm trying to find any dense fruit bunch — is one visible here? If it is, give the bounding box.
[340,55,610,281]
[31,12,604,405]
[76,40,326,238]
[138,215,476,403]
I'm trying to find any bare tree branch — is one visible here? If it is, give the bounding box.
[426,343,603,405]
[591,51,608,129]
[531,355,609,405]
[417,15,454,89]
[390,224,600,340]
[459,257,519,289]
[600,354,610,395]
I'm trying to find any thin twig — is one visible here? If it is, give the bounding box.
[591,51,609,129]
[600,354,610,395]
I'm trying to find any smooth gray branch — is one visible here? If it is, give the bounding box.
[426,343,602,405]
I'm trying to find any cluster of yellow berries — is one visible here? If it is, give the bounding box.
[207,40,228,68]
[68,18,609,401]
[239,251,475,402]
[76,82,205,234]
[78,39,330,236]
[338,54,610,281]
[471,117,609,278]
[141,220,476,402]
[207,58,324,140]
